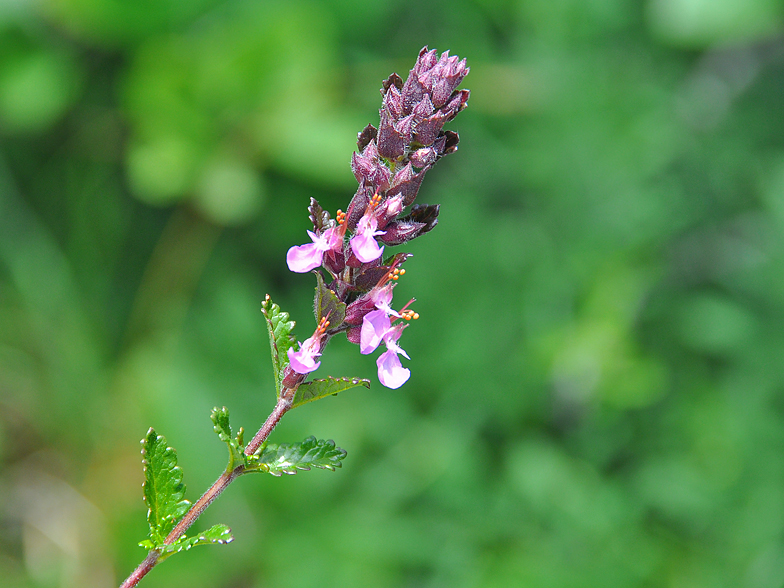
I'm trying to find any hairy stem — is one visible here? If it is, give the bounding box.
[119,391,297,588]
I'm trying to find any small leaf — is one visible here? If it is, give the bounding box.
[158,524,234,562]
[141,428,191,547]
[210,407,245,472]
[314,272,346,327]
[261,294,297,395]
[254,436,347,476]
[292,376,370,410]
[308,197,331,233]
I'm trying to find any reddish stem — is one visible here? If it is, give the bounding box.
[119,391,296,588]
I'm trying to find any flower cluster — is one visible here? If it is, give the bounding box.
[284,47,469,390]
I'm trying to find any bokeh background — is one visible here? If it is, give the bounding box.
[2,0,784,586]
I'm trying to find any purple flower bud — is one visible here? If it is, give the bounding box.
[357,124,377,152]
[378,204,440,246]
[382,83,405,119]
[377,107,407,160]
[351,142,390,192]
[409,146,438,169]
[387,163,428,206]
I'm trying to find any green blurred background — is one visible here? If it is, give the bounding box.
[2,0,784,586]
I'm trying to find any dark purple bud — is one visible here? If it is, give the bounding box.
[353,253,412,291]
[357,124,377,151]
[401,48,436,113]
[377,107,406,160]
[322,248,345,275]
[345,185,371,230]
[351,142,390,191]
[428,53,469,108]
[381,72,403,94]
[344,293,378,325]
[377,220,426,246]
[409,146,437,168]
[346,326,362,344]
[378,204,440,245]
[376,195,404,229]
[388,163,428,206]
[412,94,435,119]
[382,84,405,119]
[414,47,439,74]
[412,110,447,147]
[441,89,470,121]
[430,131,460,162]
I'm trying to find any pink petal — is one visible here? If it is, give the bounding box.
[286,243,324,272]
[350,233,384,263]
[377,350,410,389]
[360,309,391,354]
[286,347,321,374]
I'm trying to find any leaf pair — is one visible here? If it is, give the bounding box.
[139,429,233,561]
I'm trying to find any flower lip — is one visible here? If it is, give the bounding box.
[286,226,343,273]
[287,335,322,374]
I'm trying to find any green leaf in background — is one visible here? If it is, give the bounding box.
[261,294,296,395]
[253,436,347,476]
[292,376,370,410]
[210,407,245,472]
[313,271,346,326]
[140,428,191,548]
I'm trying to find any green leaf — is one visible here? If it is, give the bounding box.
[292,376,370,410]
[261,294,296,395]
[314,272,346,326]
[157,524,234,562]
[141,428,191,547]
[253,436,347,476]
[210,407,245,472]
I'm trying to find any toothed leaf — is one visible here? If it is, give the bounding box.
[314,272,346,327]
[156,524,234,562]
[261,294,296,395]
[293,376,370,410]
[255,436,347,476]
[210,407,245,471]
[140,428,191,547]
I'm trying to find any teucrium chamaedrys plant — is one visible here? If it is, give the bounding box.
[119,46,469,588]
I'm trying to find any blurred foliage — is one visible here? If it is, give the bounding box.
[2,0,784,587]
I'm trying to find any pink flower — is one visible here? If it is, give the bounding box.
[286,227,342,273]
[360,309,390,354]
[360,311,410,389]
[377,347,410,389]
[350,213,384,262]
[287,335,322,374]
[376,324,410,389]
[370,283,401,318]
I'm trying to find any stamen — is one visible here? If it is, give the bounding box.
[364,191,383,216]
[316,316,331,335]
[336,209,346,225]
[397,298,417,318]
[401,310,419,321]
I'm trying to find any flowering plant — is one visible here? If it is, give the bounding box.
[119,47,468,588]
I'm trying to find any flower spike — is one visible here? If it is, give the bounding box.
[285,47,468,389]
